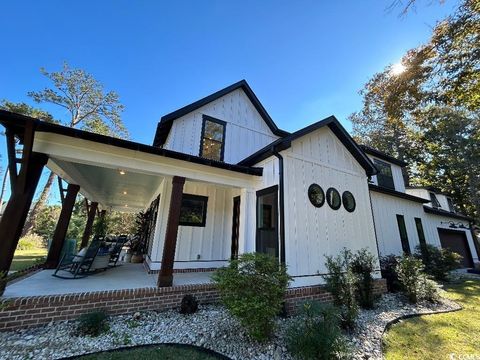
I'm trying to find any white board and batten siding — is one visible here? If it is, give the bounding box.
[280,127,380,287]
[367,155,406,193]
[163,88,280,164]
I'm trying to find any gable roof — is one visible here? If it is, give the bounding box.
[238,115,378,176]
[152,80,290,147]
[360,145,408,167]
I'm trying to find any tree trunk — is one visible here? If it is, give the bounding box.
[21,171,56,237]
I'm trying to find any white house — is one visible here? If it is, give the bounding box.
[0,80,477,290]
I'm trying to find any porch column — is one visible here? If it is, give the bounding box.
[80,201,98,249]
[158,176,185,287]
[0,153,48,274]
[45,183,80,269]
[238,188,256,255]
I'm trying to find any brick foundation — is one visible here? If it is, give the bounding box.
[0,279,387,331]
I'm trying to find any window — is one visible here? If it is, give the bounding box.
[256,186,279,258]
[200,115,226,161]
[429,192,441,208]
[179,194,208,227]
[308,184,325,208]
[342,191,356,212]
[414,217,427,248]
[396,214,411,254]
[447,198,455,213]
[374,159,395,190]
[326,188,341,210]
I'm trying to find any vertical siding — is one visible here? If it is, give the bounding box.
[163,89,280,164]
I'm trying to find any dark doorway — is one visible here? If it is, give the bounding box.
[231,196,240,260]
[438,228,474,268]
[256,185,279,258]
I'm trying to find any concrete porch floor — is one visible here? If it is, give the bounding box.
[2,263,214,298]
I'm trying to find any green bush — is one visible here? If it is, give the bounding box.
[380,255,402,292]
[287,302,350,360]
[212,253,291,341]
[350,248,377,309]
[16,234,45,251]
[414,244,462,282]
[323,249,359,330]
[77,311,110,337]
[396,256,440,303]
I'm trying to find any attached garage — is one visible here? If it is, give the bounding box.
[438,228,474,268]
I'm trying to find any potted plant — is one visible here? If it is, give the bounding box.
[129,236,144,263]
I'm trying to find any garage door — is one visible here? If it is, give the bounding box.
[438,229,474,268]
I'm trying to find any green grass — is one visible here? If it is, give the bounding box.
[78,345,221,360]
[384,279,480,360]
[10,248,47,272]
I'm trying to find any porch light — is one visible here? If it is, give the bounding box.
[123,191,128,195]
[119,169,126,175]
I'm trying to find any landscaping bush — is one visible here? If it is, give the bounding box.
[414,244,462,282]
[323,249,359,330]
[76,311,110,337]
[350,248,377,309]
[287,301,350,360]
[16,234,44,251]
[380,255,402,292]
[396,256,440,303]
[179,294,199,314]
[212,253,291,341]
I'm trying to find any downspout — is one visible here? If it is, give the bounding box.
[469,221,480,263]
[272,147,286,264]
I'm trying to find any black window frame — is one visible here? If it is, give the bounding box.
[342,191,356,212]
[308,183,325,208]
[374,159,395,190]
[447,197,455,213]
[199,115,226,162]
[414,217,427,248]
[429,192,441,208]
[179,193,208,227]
[326,187,342,210]
[396,214,411,254]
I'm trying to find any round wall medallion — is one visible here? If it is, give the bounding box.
[308,184,325,208]
[326,187,341,210]
[342,191,356,212]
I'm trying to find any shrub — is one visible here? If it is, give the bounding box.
[16,234,44,251]
[179,294,199,314]
[287,302,350,360]
[396,256,424,303]
[323,249,359,330]
[414,244,462,282]
[212,253,291,341]
[77,311,110,337]
[351,248,377,309]
[380,255,402,292]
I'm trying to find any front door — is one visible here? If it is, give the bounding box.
[231,196,240,260]
[256,185,279,257]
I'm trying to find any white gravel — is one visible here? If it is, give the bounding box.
[0,292,460,360]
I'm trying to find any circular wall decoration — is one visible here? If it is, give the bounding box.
[342,191,356,212]
[326,187,341,210]
[308,184,325,208]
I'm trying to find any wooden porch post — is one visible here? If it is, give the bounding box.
[0,153,48,274]
[45,183,80,269]
[158,176,185,287]
[80,201,98,249]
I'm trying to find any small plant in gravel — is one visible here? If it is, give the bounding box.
[76,311,110,337]
[212,252,292,341]
[323,248,359,330]
[396,256,440,303]
[179,294,199,314]
[287,301,350,360]
[380,255,402,292]
[414,244,462,282]
[351,248,377,309]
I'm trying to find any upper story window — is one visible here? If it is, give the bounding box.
[447,197,455,212]
[429,192,441,208]
[374,159,395,190]
[200,115,226,161]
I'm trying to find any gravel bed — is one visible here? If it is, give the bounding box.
[0,292,460,360]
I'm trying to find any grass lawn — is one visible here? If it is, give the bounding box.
[383,278,480,360]
[78,345,222,360]
[10,248,47,272]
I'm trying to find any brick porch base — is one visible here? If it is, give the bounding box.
[0,279,387,331]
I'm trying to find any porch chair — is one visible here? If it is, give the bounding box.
[109,235,129,267]
[52,239,102,279]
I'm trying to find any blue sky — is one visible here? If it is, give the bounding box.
[0,0,458,202]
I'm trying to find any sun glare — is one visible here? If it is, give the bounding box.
[391,62,406,76]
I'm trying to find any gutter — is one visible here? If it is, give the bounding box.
[272,147,286,264]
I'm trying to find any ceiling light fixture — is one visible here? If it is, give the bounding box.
[123,191,128,195]
[119,169,126,175]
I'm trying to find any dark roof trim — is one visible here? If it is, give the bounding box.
[360,145,408,167]
[153,80,290,147]
[369,184,430,203]
[238,116,378,176]
[423,206,473,221]
[0,110,263,177]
